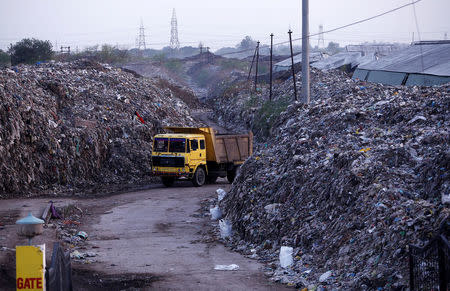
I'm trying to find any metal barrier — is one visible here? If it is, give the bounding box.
[46,242,73,291]
[409,222,449,291]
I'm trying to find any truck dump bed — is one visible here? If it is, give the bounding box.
[164,127,253,164]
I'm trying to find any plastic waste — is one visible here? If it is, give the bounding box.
[219,219,232,238]
[210,205,222,220]
[76,231,88,240]
[279,246,293,268]
[216,188,227,202]
[214,264,239,271]
[319,270,332,282]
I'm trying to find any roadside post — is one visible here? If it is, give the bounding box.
[16,213,46,291]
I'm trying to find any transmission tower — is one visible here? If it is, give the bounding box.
[170,8,180,49]
[137,19,146,50]
[317,24,325,48]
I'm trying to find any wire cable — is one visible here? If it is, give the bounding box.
[219,0,424,56]
[411,0,425,71]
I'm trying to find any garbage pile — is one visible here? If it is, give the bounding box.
[0,60,200,197]
[209,69,374,138]
[221,79,449,289]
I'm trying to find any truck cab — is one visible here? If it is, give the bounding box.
[152,133,207,186]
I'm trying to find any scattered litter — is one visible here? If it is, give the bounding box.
[216,188,227,202]
[76,231,88,240]
[319,271,332,282]
[214,264,239,271]
[219,219,232,239]
[279,246,293,268]
[210,205,222,220]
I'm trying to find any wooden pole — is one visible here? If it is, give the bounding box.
[247,46,257,80]
[269,33,274,101]
[288,30,298,101]
[254,41,260,92]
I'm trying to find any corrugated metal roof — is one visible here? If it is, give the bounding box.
[312,52,376,71]
[274,52,323,68]
[357,42,450,76]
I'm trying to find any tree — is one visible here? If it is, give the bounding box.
[0,49,10,66]
[8,38,53,65]
[326,41,341,55]
[238,36,257,50]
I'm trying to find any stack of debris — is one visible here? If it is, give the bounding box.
[221,77,449,289]
[209,68,355,137]
[0,60,200,197]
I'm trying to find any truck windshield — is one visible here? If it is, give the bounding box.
[154,138,168,152]
[169,138,186,153]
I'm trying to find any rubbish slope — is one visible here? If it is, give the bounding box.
[0,60,199,197]
[222,77,449,289]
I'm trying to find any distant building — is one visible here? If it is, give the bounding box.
[353,40,450,86]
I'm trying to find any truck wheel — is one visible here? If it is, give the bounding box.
[192,167,206,187]
[227,166,239,183]
[161,177,175,187]
[206,174,218,184]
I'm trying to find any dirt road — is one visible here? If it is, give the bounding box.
[0,180,289,290]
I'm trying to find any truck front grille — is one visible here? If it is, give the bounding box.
[152,156,185,167]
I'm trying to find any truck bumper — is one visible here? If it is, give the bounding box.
[152,167,192,178]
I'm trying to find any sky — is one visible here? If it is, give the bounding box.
[0,0,449,52]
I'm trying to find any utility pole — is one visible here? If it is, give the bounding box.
[269,33,274,101]
[301,0,310,103]
[254,41,260,92]
[288,30,298,101]
[247,45,258,81]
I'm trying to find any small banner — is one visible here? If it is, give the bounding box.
[16,245,46,291]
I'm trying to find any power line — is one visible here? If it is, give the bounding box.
[219,0,424,56]
[411,0,425,71]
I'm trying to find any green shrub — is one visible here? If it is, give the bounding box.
[252,96,290,137]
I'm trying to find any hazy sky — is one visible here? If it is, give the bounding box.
[1,0,449,51]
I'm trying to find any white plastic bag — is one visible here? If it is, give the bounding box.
[210,205,222,220]
[214,264,239,271]
[279,246,293,268]
[216,188,227,202]
[219,219,232,238]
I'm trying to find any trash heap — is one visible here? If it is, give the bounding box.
[221,79,449,289]
[0,60,200,197]
[209,68,352,136]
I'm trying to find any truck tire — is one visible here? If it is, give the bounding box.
[161,177,175,187]
[227,166,239,183]
[192,167,206,187]
[206,174,218,184]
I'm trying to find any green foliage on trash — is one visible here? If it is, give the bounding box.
[251,96,290,137]
[0,49,10,67]
[8,38,53,65]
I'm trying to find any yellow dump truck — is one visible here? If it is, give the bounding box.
[151,127,253,187]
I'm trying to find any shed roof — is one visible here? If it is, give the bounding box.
[312,51,376,71]
[357,41,450,76]
[274,52,323,68]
